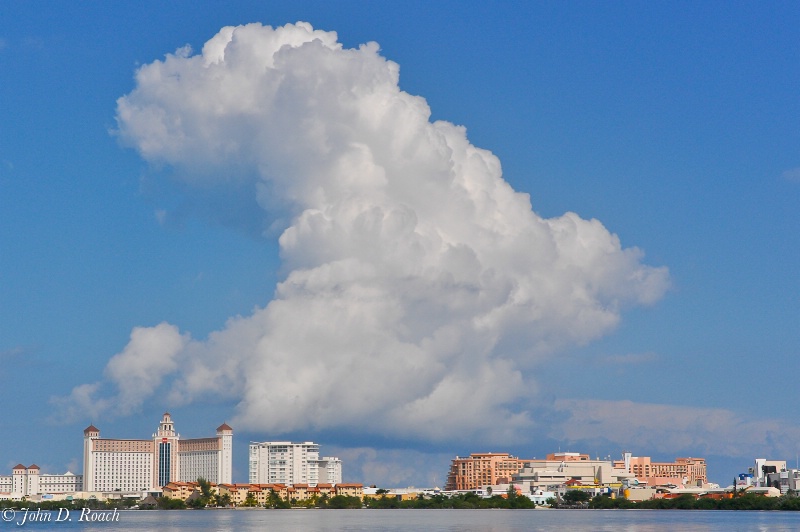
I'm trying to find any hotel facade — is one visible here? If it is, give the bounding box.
[445,452,525,491]
[83,413,232,491]
[612,453,707,486]
[249,441,342,486]
[0,465,83,499]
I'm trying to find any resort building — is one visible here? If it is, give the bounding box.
[0,465,83,499]
[444,453,525,491]
[249,441,342,486]
[612,452,707,486]
[513,454,633,489]
[83,413,232,491]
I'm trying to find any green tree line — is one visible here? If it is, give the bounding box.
[590,493,800,511]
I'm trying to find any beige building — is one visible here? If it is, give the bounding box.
[334,483,363,498]
[161,480,210,500]
[83,413,233,491]
[217,483,253,505]
[445,453,524,491]
[514,454,633,489]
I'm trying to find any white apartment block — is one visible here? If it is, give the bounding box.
[249,441,342,486]
[317,456,343,485]
[0,465,83,499]
[83,413,232,491]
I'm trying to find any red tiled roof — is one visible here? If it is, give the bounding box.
[83,425,99,434]
[217,422,233,432]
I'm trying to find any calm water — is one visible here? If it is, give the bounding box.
[6,508,800,531]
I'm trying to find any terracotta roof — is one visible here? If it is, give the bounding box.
[217,422,233,432]
[83,424,99,434]
[13,464,26,470]
[27,464,39,470]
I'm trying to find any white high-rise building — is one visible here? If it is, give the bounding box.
[317,456,343,485]
[83,413,232,492]
[250,441,334,485]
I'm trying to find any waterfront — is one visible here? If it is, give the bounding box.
[6,509,800,531]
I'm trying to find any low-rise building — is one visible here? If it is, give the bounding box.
[0,464,83,499]
[334,483,364,498]
[527,488,557,505]
[218,483,252,505]
[514,455,633,490]
[161,481,208,500]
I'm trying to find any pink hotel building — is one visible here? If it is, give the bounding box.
[83,412,232,492]
[613,453,707,486]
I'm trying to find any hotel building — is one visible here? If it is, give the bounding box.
[0,465,83,499]
[612,452,707,486]
[445,453,525,491]
[83,413,232,491]
[249,441,342,486]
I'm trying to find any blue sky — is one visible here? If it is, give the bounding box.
[1,1,798,487]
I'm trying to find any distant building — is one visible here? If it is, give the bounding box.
[751,458,787,487]
[514,454,633,489]
[445,453,524,491]
[612,452,707,486]
[249,441,342,486]
[83,412,232,491]
[317,456,343,485]
[0,465,83,499]
[546,452,591,462]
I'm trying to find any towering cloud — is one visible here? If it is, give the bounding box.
[61,22,668,444]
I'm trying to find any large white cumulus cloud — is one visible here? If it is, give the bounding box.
[64,22,668,442]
